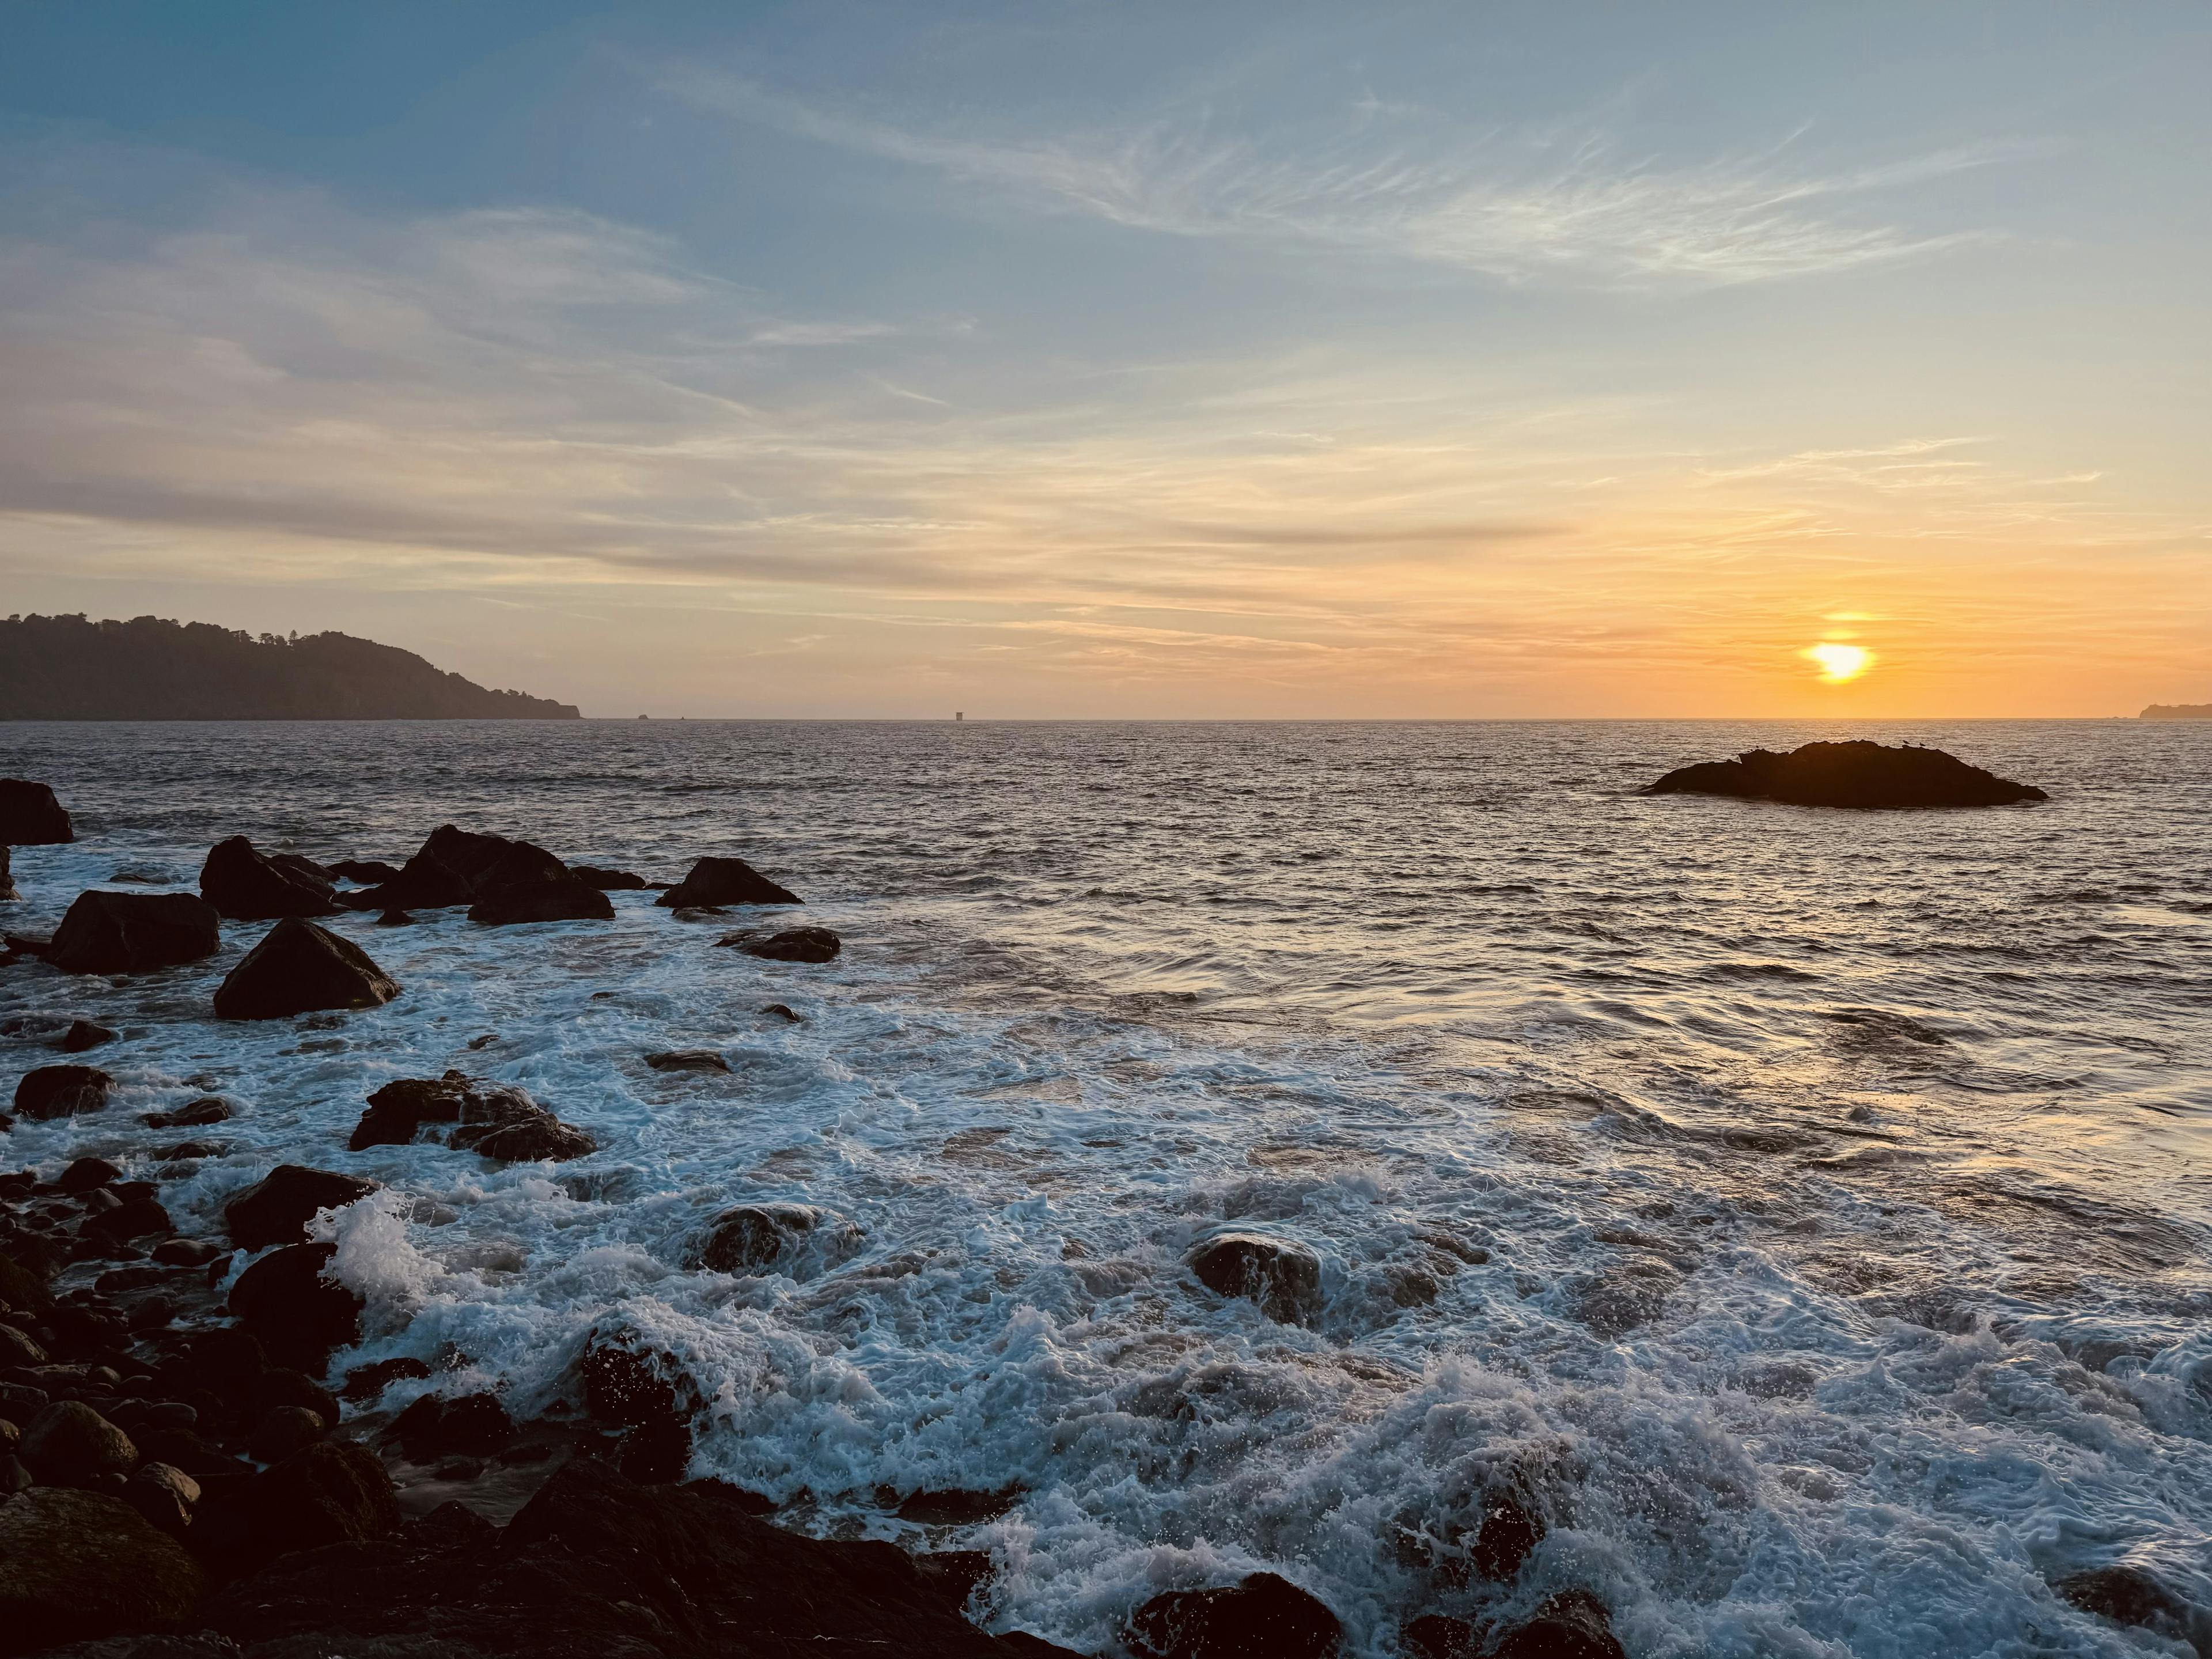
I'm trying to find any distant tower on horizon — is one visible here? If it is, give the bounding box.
[956,711,964,721]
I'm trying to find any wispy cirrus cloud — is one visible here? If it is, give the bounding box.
[666,69,2050,288]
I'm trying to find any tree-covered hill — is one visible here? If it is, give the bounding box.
[0,614,580,719]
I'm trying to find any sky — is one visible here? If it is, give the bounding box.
[1,1,2207,718]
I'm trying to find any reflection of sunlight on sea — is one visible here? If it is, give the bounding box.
[1,717,2208,1657]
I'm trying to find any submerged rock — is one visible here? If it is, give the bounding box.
[13,1063,113,1121]
[684,1203,850,1275]
[645,1049,731,1073]
[656,855,802,909]
[387,1391,514,1460]
[0,778,74,845]
[48,891,221,976]
[198,836,338,921]
[225,1165,380,1251]
[56,1019,119,1052]
[573,865,650,890]
[1187,1232,1323,1324]
[212,918,400,1020]
[724,926,842,964]
[1126,1573,1343,1659]
[0,1487,204,1653]
[1489,1590,1626,1659]
[143,1097,230,1130]
[1642,740,2046,809]
[2055,1565,2198,1642]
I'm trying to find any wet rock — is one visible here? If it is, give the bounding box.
[143,1098,232,1130]
[59,1157,122,1194]
[21,1400,139,1484]
[350,1071,588,1162]
[249,1406,328,1464]
[894,1487,1022,1525]
[225,1166,379,1252]
[1488,1590,1625,1659]
[48,892,221,976]
[0,846,13,902]
[374,910,414,927]
[13,1065,113,1121]
[212,919,400,1021]
[684,1203,852,1276]
[1642,740,2046,809]
[726,926,841,964]
[579,1331,689,1480]
[85,1197,173,1244]
[198,837,338,921]
[0,778,74,845]
[194,1438,400,1574]
[1,1322,51,1365]
[1400,1616,1476,1659]
[228,1244,361,1368]
[387,1392,513,1460]
[572,866,648,890]
[1570,1258,1680,1338]
[643,1050,730,1073]
[0,1487,204,1653]
[762,1003,802,1023]
[56,1021,119,1054]
[1469,1488,1544,1583]
[150,1239,226,1268]
[0,1455,31,1494]
[327,859,401,885]
[2055,1565,2196,1641]
[464,841,613,927]
[1187,1232,1323,1324]
[1126,1572,1343,1659]
[341,1357,432,1402]
[153,1143,221,1164]
[251,1369,340,1426]
[656,855,802,909]
[123,1462,202,1535]
[353,825,516,911]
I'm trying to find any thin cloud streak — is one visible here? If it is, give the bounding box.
[668,70,2047,287]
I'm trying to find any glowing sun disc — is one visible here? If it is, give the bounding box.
[1805,642,1874,683]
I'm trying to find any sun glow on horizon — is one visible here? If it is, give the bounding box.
[1805,641,1876,684]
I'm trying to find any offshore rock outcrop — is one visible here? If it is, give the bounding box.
[47,892,221,976]
[1642,740,2046,809]
[211,919,400,1020]
[0,779,74,845]
[348,1070,592,1164]
[198,836,338,921]
[656,856,802,909]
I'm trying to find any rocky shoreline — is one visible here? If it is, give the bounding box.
[2,781,1633,1659]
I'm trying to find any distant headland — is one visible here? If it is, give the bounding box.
[0,614,578,721]
[2140,703,2212,719]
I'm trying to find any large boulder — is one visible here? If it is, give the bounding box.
[198,836,337,921]
[1187,1232,1323,1324]
[1125,1573,1343,1659]
[349,1070,591,1162]
[48,892,221,976]
[1488,1591,1626,1659]
[465,845,613,926]
[0,779,74,845]
[194,1439,399,1575]
[225,1166,379,1252]
[229,1243,362,1366]
[212,919,399,1020]
[13,1063,113,1120]
[0,1487,204,1655]
[20,1400,138,1486]
[1642,740,2046,809]
[656,857,801,909]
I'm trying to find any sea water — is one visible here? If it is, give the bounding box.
[1,719,2207,1658]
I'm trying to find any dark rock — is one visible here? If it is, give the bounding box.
[448,1113,592,1164]
[151,1239,226,1268]
[153,1143,222,1164]
[2055,1565,2196,1640]
[375,909,414,927]
[342,1357,432,1402]
[225,1166,379,1252]
[194,1438,400,1574]
[144,1098,232,1129]
[355,825,513,911]
[1488,1591,1626,1659]
[727,926,840,964]
[1469,1488,1544,1584]
[1400,1616,1476,1659]
[0,779,74,845]
[59,1157,122,1194]
[643,1050,730,1073]
[198,838,338,921]
[271,852,334,884]
[56,1021,120,1054]
[684,1203,843,1276]
[213,919,400,1021]
[579,1333,684,1433]
[0,1487,204,1653]
[0,846,13,902]
[1126,1572,1343,1659]
[85,1198,173,1244]
[387,1392,513,1459]
[571,866,648,890]
[123,1461,203,1535]
[895,1487,1022,1525]
[656,856,802,909]
[1642,740,2047,809]
[1187,1232,1323,1324]
[14,1065,113,1122]
[327,860,401,885]
[249,1406,328,1464]
[465,874,611,926]
[20,1399,139,1484]
[617,1414,691,1484]
[229,1244,361,1367]
[48,892,221,976]
[1570,1258,1680,1338]
[762,1003,802,1023]
[1,1322,50,1365]
[251,1369,340,1427]
[350,1071,587,1162]
[0,1455,30,1495]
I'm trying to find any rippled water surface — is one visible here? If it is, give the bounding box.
[3,719,2209,1658]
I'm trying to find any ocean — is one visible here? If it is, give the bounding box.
[3,718,2208,1657]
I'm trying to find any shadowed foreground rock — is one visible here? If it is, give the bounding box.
[0,1487,204,1656]
[224,1165,380,1251]
[1126,1573,1342,1659]
[1642,740,2046,809]
[0,778,74,845]
[656,855,802,909]
[198,1456,1076,1659]
[13,1063,113,1121]
[198,836,337,921]
[48,892,221,976]
[212,919,399,1020]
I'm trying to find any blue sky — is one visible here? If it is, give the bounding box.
[2,2,2206,714]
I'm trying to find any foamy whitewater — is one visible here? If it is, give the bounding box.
[3,719,2209,1657]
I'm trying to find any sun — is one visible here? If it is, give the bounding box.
[1804,642,1874,684]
